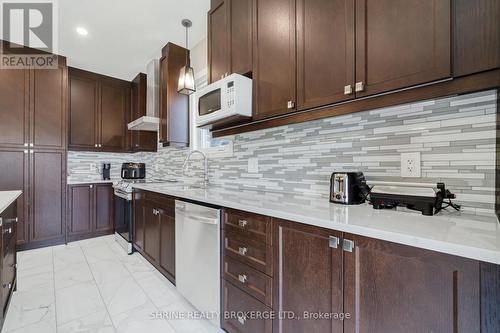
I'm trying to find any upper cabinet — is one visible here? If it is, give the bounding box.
[0,60,67,150]
[354,0,451,97]
[158,43,189,147]
[208,0,253,84]
[254,0,296,119]
[208,0,498,135]
[68,67,130,152]
[296,0,355,111]
[453,0,500,77]
[130,73,157,152]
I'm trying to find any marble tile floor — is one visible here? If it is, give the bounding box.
[2,235,224,333]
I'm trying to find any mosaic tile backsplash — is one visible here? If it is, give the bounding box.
[68,89,497,216]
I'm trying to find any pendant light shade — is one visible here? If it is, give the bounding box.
[178,19,196,95]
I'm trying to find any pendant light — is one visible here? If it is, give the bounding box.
[178,19,196,95]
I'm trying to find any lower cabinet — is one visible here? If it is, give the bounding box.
[0,199,18,330]
[67,183,114,242]
[222,214,498,333]
[133,190,176,283]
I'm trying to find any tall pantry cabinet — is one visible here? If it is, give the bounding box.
[0,56,67,249]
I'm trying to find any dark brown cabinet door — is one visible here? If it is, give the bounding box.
[143,202,160,263]
[274,219,343,333]
[131,73,157,152]
[254,0,296,119]
[68,184,93,236]
[94,184,113,232]
[208,0,229,83]
[0,149,28,246]
[159,208,175,282]
[2,237,16,311]
[133,193,145,251]
[99,81,127,151]
[297,0,355,110]
[453,0,500,77]
[158,44,189,146]
[32,67,67,150]
[69,74,98,150]
[229,0,253,76]
[30,150,65,244]
[0,69,29,148]
[343,234,480,333]
[355,0,451,97]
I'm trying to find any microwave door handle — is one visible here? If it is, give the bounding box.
[121,169,126,178]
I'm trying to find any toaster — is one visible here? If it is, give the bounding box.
[121,162,146,179]
[330,172,368,204]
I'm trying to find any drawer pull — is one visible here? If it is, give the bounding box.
[238,247,248,256]
[3,227,12,235]
[237,314,246,325]
[238,274,247,284]
[12,264,17,269]
[238,219,248,228]
[3,283,11,289]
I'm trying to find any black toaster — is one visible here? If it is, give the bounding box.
[330,172,368,204]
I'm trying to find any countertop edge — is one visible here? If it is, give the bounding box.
[0,191,22,215]
[132,184,500,265]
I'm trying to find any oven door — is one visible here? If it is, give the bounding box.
[114,191,133,250]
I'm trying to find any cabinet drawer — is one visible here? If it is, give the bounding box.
[2,237,16,312]
[224,255,273,307]
[222,280,273,333]
[224,230,273,276]
[224,209,272,245]
[135,190,175,217]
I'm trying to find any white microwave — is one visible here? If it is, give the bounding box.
[195,73,252,128]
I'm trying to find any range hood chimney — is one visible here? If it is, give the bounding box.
[128,59,160,131]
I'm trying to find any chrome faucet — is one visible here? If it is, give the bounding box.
[182,150,209,186]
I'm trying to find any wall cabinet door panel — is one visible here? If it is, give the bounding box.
[297,0,355,110]
[208,0,229,83]
[131,73,157,152]
[0,69,29,148]
[229,0,253,76]
[355,0,451,97]
[32,67,67,150]
[343,234,480,333]
[94,184,113,232]
[0,149,28,245]
[254,0,296,119]
[69,75,98,149]
[274,219,344,333]
[100,82,127,151]
[30,150,65,243]
[68,185,93,235]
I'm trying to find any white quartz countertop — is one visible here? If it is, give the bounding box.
[132,183,500,265]
[0,191,22,214]
[67,180,115,185]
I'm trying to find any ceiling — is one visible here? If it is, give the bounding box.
[57,0,210,80]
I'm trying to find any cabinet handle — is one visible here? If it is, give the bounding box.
[89,185,93,189]
[0,218,2,227]
[29,150,34,154]
[24,150,28,154]
[5,217,18,224]
[3,228,12,235]
[94,144,98,147]
[238,219,248,228]
[99,144,102,147]
[329,236,339,249]
[237,314,246,325]
[344,85,353,95]
[24,143,28,147]
[12,264,17,269]
[355,82,364,92]
[342,239,355,252]
[2,283,11,289]
[238,247,248,256]
[287,101,295,109]
[238,274,247,284]
[29,143,33,147]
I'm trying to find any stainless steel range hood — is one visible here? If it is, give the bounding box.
[128,59,160,131]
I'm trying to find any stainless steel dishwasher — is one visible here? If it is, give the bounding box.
[175,200,221,327]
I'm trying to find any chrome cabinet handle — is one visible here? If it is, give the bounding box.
[329,236,339,249]
[12,264,17,269]
[29,143,33,147]
[98,144,102,147]
[3,228,12,235]
[238,247,248,256]
[355,82,365,92]
[24,150,28,154]
[238,274,247,284]
[342,239,355,252]
[3,283,11,289]
[344,85,353,95]
[237,314,246,325]
[238,219,248,228]
[287,101,295,109]
[94,144,98,147]
[89,185,93,189]
[24,143,28,147]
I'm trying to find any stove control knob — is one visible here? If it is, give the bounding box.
[335,194,342,200]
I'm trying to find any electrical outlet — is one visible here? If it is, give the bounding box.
[90,163,97,172]
[401,152,421,178]
[248,158,259,173]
